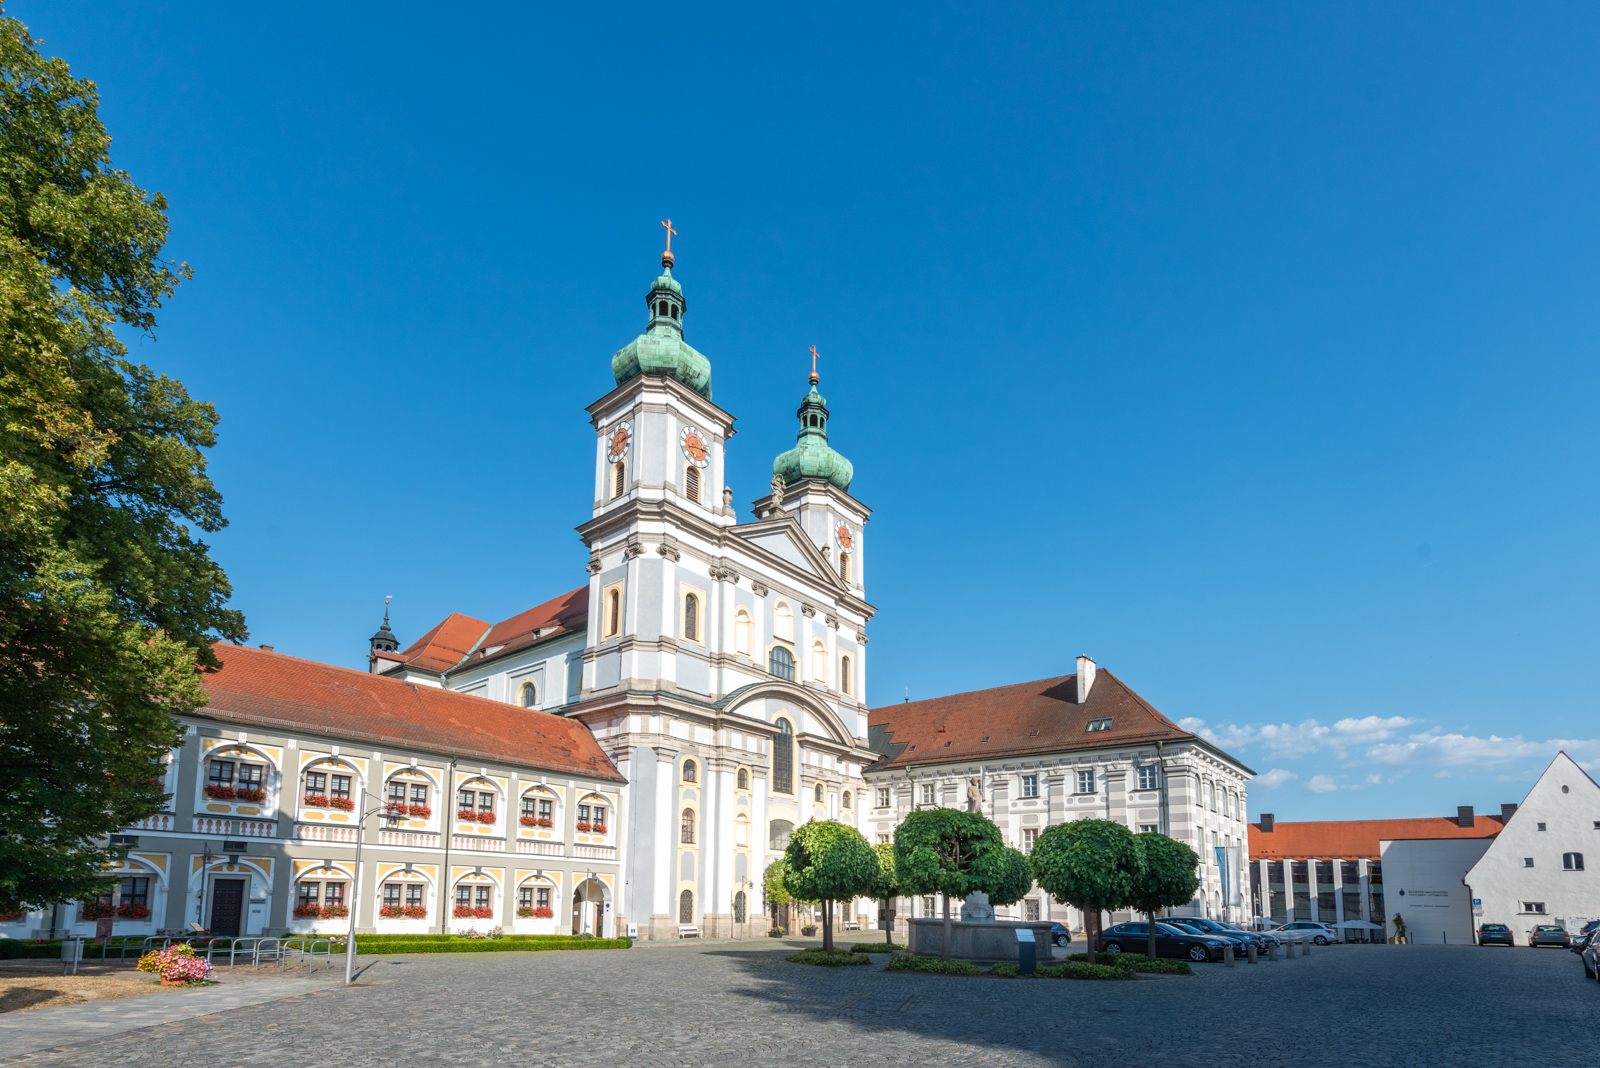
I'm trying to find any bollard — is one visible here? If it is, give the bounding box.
[1268,942,1278,961]
[1303,939,1311,957]
[1247,943,1258,964]
[1286,941,1297,958]
[1224,943,1234,967]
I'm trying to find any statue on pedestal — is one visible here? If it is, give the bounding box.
[961,891,994,923]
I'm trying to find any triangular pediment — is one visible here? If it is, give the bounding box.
[731,515,845,591]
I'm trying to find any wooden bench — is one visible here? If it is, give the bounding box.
[677,924,701,939]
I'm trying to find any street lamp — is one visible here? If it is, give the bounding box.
[344,786,404,985]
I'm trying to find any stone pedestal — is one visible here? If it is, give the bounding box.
[907,918,1056,962]
[960,892,994,923]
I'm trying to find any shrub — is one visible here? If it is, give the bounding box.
[883,955,981,976]
[848,942,906,953]
[137,943,212,984]
[787,948,869,967]
[1039,962,1134,980]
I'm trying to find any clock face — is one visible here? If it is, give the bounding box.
[606,423,631,462]
[837,525,853,550]
[680,426,710,468]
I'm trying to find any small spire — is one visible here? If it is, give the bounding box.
[660,218,677,269]
[808,345,820,386]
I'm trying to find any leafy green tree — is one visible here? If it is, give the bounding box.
[1126,832,1200,959]
[986,846,1035,911]
[763,858,793,933]
[0,16,245,914]
[1029,820,1140,964]
[783,820,879,954]
[893,808,1005,959]
[866,841,901,945]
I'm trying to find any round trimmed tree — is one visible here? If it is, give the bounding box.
[867,841,901,946]
[783,820,879,954]
[1029,819,1140,964]
[763,858,793,934]
[893,808,1005,959]
[983,846,1036,913]
[1126,832,1200,959]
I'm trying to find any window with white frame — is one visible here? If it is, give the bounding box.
[458,788,495,821]
[1522,902,1547,914]
[1139,823,1157,833]
[735,609,752,656]
[1024,898,1040,922]
[877,833,889,844]
[774,601,794,642]
[876,787,890,809]
[920,783,934,805]
[1086,718,1112,731]
[1565,853,1585,871]
[811,641,827,684]
[1076,769,1096,794]
[1022,827,1039,853]
[1021,774,1039,798]
[1137,765,1158,791]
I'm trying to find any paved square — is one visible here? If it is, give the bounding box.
[7,941,1596,1067]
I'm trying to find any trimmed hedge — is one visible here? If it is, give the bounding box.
[1064,951,1190,975]
[847,942,905,954]
[786,948,870,967]
[883,955,981,976]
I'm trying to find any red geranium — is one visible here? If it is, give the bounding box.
[519,815,540,827]
[303,794,330,807]
[117,903,152,920]
[408,804,431,818]
[377,904,403,919]
[80,902,116,919]
[591,825,607,834]
[204,785,237,800]
[329,796,355,811]
[575,821,592,832]
[0,910,25,923]
[402,904,428,919]
[296,903,327,919]
[452,904,493,919]
[234,787,266,803]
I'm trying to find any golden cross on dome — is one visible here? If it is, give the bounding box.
[660,219,677,268]
[809,345,820,384]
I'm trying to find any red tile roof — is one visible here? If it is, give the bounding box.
[387,587,589,675]
[200,643,623,782]
[390,612,490,673]
[868,669,1223,769]
[1248,816,1504,860]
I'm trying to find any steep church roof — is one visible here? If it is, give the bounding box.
[773,370,853,491]
[867,668,1212,770]
[201,643,624,782]
[378,587,589,677]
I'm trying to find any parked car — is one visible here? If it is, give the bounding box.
[1478,923,1515,947]
[1048,923,1072,948]
[1165,917,1260,954]
[1215,920,1281,949]
[1571,929,1594,955]
[1097,921,1231,963]
[1528,925,1570,948]
[1583,933,1600,980]
[1275,921,1342,945]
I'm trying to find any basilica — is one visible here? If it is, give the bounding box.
[4,240,1255,944]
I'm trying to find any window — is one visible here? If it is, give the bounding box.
[876,833,890,845]
[679,890,693,924]
[774,601,793,642]
[683,593,699,641]
[920,784,934,805]
[1086,719,1112,732]
[737,768,749,790]
[1565,853,1585,871]
[1022,828,1039,853]
[331,774,351,801]
[1537,823,1547,831]
[604,584,623,638]
[1523,902,1547,914]
[773,718,793,793]
[1024,899,1040,922]
[840,655,853,695]
[119,877,149,908]
[1137,765,1158,791]
[1139,823,1157,833]
[811,641,827,684]
[769,819,793,850]
[411,783,428,806]
[768,646,795,682]
[305,771,326,795]
[455,885,472,908]
[814,783,824,803]
[237,764,264,787]
[208,760,234,787]
[735,609,752,656]
[300,882,321,907]
[922,896,936,916]
[838,551,851,583]
[842,790,851,809]
[612,461,626,499]
[518,681,537,708]
[682,760,697,783]
[1077,769,1096,794]
[681,808,695,844]
[685,465,701,502]
[876,787,890,809]
[1021,774,1039,798]
[1524,858,1535,867]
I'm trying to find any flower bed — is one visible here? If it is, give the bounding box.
[79,901,116,920]
[137,943,212,985]
[847,941,905,953]
[1063,952,1191,975]
[516,905,554,918]
[453,904,494,919]
[117,903,152,920]
[786,948,869,967]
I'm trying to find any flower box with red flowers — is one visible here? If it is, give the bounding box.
[519,815,542,827]
[377,904,404,919]
[408,804,431,818]
[0,910,25,923]
[385,802,408,816]
[453,904,494,919]
[457,810,479,822]
[303,794,331,808]
[516,905,556,918]
[328,796,355,811]
[590,825,607,835]
[204,785,237,800]
[233,787,266,803]
[575,821,592,833]
[117,903,152,920]
[296,904,326,919]
[79,902,116,920]
[402,904,427,919]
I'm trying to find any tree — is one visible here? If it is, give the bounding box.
[893,808,1005,959]
[0,16,246,913]
[1126,832,1200,959]
[865,841,901,946]
[985,846,1035,912]
[763,858,792,934]
[1029,820,1141,964]
[783,820,878,954]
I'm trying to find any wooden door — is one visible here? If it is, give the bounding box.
[211,878,244,936]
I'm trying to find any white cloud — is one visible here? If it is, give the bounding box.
[1306,775,1343,793]
[1364,774,1383,785]
[1182,715,1420,759]
[1365,732,1600,768]
[1255,768,1298,789]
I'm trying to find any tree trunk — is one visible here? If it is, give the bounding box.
[822,898,834,954]
[1085,910,1097,965]
[882,898,893,945]
[941,893,952,961]
[1147,911,1157,960]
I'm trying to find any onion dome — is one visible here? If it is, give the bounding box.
[610,248,712,400]
[773,369,853,491]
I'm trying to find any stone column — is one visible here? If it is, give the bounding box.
[1358,859,1371,923]
[1333,857,1346,929]
[651,746,677,940]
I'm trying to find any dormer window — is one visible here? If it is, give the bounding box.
[1087,719,1113,732]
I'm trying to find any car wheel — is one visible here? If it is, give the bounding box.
[1188,943,1208,963]
[1103,942,1123,954]
[1056,935,1069,947]
[1313,935,1329,946]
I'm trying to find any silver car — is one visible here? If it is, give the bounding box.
[1275,921,1342,945]
[1583,933,1600,980]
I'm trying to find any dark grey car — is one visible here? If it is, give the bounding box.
[1528,924,1570,948]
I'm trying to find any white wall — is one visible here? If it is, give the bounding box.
[1378,837,1492,945]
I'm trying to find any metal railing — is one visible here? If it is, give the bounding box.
[251,936,340,973]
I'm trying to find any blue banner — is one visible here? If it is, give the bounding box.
[1215,847,1230,901]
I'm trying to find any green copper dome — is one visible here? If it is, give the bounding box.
[611,258,712,400]
[773,374,853,491]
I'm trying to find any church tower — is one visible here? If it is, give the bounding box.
[567,230,880,941]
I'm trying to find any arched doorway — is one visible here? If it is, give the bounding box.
[571,877,608,937]
[679,889,694,925]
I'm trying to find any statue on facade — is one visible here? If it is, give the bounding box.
[769,472,786,509]
[966,776,983,812]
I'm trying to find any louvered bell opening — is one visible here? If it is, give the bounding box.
[685,465,700,503]
[612,462,626,499]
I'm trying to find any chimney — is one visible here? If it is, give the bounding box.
[1076,655,1097,703]
[258,644,274,653]
[1501,803,1517,820]
[1456,805,1474,828]
[1259,814,1274,832]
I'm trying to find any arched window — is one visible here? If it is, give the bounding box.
[658,300,669,317]
[683,593,699,641]
[838,551,851,582]
[811,641,827,684]
[518,681,537,708]
[769,819,793,850]
[733,890,746,924]
[682,760,697,783]
[735,609,752,656]
[606,589,621,638]
[679,889,693,924]
[772,718,794,794]
[815,782,824,803]
[737,768,749,790]
[842,790,851,809]
[685,465,701,502]
[612,461,626,499]
[671,304,680,321]
[768,645,795,682]
[774,600,793,642]
[840,655,853,696]
[681,808,695,844]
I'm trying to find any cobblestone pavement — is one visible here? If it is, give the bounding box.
[6,942,1598,1067]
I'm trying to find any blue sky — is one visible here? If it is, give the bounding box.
[23,2,1600,821]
